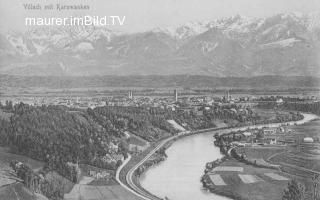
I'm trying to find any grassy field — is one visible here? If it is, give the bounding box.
[88,177,118,186]
[205,158,291,200]
[288,120,320,141]
[242,146,285,161]
[0,147,48,200]
[127,133,148,146]
[208,119,320,200]
[268,120,320,172]
[0,183,48,200]
[0,147,44,170]
[64,183,142,200]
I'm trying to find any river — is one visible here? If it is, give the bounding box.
[139,113,318,200]
[139,130,230,200]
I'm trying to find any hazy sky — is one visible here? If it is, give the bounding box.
[1,0,320,33]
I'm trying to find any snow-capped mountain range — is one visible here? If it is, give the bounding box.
[0,12,320,77]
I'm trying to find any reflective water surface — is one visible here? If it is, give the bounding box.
[140,132,230,200]
[139,114,318,200]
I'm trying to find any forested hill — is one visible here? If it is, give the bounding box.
[1,104,116,172]
[0,104,180,176]
[0,75,319,89]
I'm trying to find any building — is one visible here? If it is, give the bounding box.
[276,98,284,104]
[89,170,111,179]
[173,89,178,102]
[265,136,278,145]
[128,91,133,99]
[129,144,145,153]
[89,170,97,177]
[227,90,230,101]
[242,131,252,137]
[96,171,111,179]
[303,137,314,143]
[263,128,277,135]
[223,90,231,103]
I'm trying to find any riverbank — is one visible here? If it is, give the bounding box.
[125,111,309,184]
[120,113,317,200]
[201,113,318,200]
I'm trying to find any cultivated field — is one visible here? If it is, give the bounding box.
[64,184,142,200]
[242,146,285,161]
[264,173,289,181]
[209,174,227,185]
[205,158,291,200]
[0,183,48,200]
[211,166,243,172]
[269,120,320,173]
[208,119,320,200]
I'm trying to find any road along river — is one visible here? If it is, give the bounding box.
[138,113,318,200]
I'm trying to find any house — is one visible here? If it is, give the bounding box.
[102,154,113,163]
[264,134,281,145]
[123,131,130,139]
[263,128,277,135]
[89,170,111,179]
[204,107,211,110]
[129,144,144,153]
[268,138,277,145]
[242,131,252,137]
[101,171,110,178]
[241,131,254,143]
[303,137,314,143]
[231,141,246,147]
[109,142,119,152]
[89,170,97,177]
[96,171,110,179]
[112,154,124,162]
[276,98,284,104]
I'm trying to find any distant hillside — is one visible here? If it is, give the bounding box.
[1,74,319,90]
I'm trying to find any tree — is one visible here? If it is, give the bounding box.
[5,100,13,111]
[312,175,320,200]
[282,180,305,200]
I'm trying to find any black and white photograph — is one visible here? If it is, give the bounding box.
[0,0,320,200]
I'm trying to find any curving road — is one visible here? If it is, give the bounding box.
[115,154,150,200]
[116,134,181,200]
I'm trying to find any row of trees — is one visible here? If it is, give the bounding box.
[257,101,320,115]
[282,101,320,115]
[257,96,306,102]
[282,176,320,200]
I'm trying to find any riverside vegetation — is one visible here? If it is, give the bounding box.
[0,100,314,200]
[201,102,320,200]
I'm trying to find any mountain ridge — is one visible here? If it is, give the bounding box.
[1,74,319,89]
[1,12,320,77]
